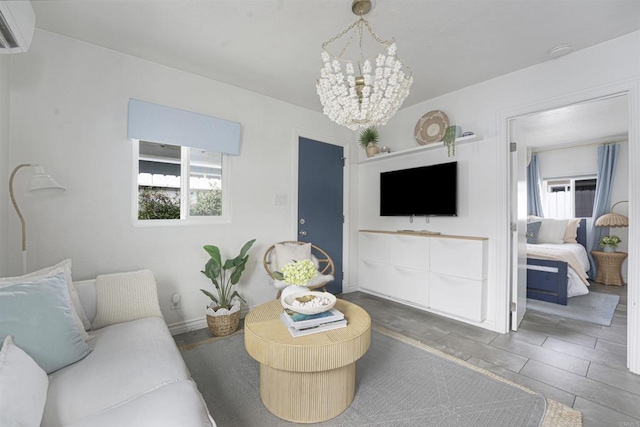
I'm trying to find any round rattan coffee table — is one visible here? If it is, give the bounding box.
[244,298,371,423]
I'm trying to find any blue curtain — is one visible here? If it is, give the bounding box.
[587,144,620,278]
[527,154,544,217]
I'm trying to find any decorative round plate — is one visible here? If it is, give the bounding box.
[414,110,450,145]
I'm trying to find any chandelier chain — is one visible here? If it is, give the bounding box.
[322,17,392,61]
[337,23,359,59]
[361,17,390,46]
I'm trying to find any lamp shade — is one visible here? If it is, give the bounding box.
[595,200,629,227]
[24,166,66,197]
[595,213,628,227]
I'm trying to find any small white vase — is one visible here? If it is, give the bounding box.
[280,285,309,302]
[603,245,615,253]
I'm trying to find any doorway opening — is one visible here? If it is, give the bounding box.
[508,93,631,361]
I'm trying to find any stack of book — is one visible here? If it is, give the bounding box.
[280,308,347,337]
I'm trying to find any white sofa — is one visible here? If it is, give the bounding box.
[40,277,216,427]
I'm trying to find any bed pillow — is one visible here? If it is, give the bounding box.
[0,272,92,374]
[0,259,92,333]
[563,218,581,243]
[0,335,49,427]
[275,242,312,270]
[526,221,542,244]
[537,218,569,244]
[91,270,163,330]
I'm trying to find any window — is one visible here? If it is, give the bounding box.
[542,176,596,219]
[127,99,240,224]
[135,140,227,223]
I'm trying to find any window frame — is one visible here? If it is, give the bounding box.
[541,174,597,219]
[131,139,230,226]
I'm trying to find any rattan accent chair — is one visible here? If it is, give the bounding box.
[263,241,335,299]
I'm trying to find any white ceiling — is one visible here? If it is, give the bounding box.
[515,95,629,149]
[30,0,638,145]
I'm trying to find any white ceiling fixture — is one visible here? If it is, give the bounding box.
[316,0,412,130]
[547,44,572,59]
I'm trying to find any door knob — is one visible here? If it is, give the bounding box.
[299,230,307,236]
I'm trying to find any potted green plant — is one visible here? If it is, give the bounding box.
[600,235,621,253]
[359,126,380,158]
[200,238,256,336]
[442,125,458,157]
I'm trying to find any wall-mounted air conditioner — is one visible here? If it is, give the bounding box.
[0,0,35,54]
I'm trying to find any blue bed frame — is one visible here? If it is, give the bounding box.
[526,218,587,306]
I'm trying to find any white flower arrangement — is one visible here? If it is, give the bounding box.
[273,259,318,286]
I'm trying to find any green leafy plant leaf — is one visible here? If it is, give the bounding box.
[200,239,255,310]
[443,125,457,157]
[358,126,379,149]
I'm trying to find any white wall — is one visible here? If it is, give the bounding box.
[7,30,352,332]
[0,56,9,277]
[6,27,639,339]
[355,30,640,332]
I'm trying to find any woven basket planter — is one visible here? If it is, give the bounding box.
[206,310,240,337]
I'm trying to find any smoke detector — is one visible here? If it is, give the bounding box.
[548,44,572,59]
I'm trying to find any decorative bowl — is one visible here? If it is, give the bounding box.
[281,291,337,315]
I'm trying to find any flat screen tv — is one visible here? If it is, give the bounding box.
[380,162,457,217]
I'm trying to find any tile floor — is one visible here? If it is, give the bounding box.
[340,282,639,427]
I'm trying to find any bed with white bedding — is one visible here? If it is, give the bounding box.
[526,218,590,305]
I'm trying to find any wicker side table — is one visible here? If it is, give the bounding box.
[591,250,627,286]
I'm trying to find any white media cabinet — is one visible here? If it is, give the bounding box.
[358,230,488,323]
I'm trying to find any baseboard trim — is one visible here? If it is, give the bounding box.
[168,317,208,336]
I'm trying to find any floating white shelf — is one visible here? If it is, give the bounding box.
[358,134,483,163]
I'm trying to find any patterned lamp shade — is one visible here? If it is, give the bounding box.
[595,201,629,227]
[595,213,629,227]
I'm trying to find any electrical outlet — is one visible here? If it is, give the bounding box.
[170,293,182,310]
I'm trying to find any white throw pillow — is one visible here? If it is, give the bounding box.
[537,218,569,244]
[275,242,312,270]
[91,270,163,330]
[564,218,581,243]
[0,260,93,341]
[0,336,49,427]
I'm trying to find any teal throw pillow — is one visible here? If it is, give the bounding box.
[0,272,92,373]
[526,221,542,244]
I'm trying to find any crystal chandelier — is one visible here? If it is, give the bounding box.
[316,0,413,131]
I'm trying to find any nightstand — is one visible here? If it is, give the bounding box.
[591,250,627,286]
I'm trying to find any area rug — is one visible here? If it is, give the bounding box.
[180,325,581,427]
[527,291,620,326]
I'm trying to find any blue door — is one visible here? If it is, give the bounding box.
[298,137,344,294]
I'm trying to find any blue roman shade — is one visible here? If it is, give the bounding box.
[127,99,241,155]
